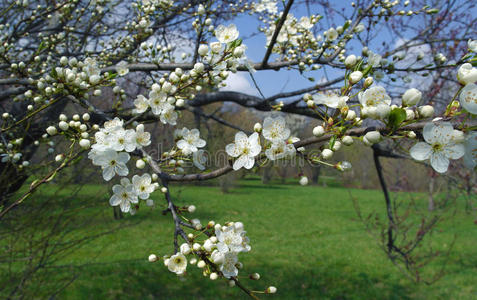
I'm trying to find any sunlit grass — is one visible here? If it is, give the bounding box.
[5,177,477,299]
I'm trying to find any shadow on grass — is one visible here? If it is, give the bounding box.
[59,259,415,300]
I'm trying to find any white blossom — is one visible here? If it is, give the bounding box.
[110,178,138,212]
[193,149,207,170]
[167,253,187,275]
[215,222,250,254]
[265,141,295,160]
[457,63,477,85]
[215,24,239,44]
[226,132,261,170]
[132,174,155,199]
[212,250,239,278]
[344,54,357,67]
[91,149,130,181]
[134,95,149,114]
[176,128,206,155]
[468,39,477,52]
[109,128,137,152]
[313,93,348,109]
[116,61,129,76]
[180,243,191,255]
[262,116,290,142]
[410,122,465,173]
[367,51,382,67]
[135,124,151,148]
[349,71,363,84]
[459,83,477,114]
[359,86,391,108]
[255,0,277,14]
[149,92,168,115]
[325,27,338,40]
[159,103,178,125]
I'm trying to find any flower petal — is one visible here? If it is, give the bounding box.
[410,142,432,161]
[443,143,465,160]
[233,154,248,170]
[430,152,449,173]
[423,122,453,144]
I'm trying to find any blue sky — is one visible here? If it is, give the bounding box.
[221,1,360,98]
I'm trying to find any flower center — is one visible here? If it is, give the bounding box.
[432,143,443,152]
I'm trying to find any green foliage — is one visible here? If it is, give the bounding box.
[388,108,407,130]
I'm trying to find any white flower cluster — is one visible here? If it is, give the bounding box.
[132,24,248,122]
[133,82,180,125]
[88,118,151,181]
[160,221,251,280]
[262,116,296,161]
[253,0,278,14]
[86,118,157,212]
[110,174,156,212]
[85,117,157,211]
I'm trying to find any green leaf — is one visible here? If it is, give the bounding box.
[329,136,336,149]
[388,108,407,129]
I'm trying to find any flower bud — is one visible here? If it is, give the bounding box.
[210,42,221,53]
[148,254,158,262]
[405,109,415,121]
[364,131,381,144]
[254,123,262,133]
[197,260,206,268]
[322,149,333,160]
[175,99,185,107]
[210,272,218,280]
[312,125,325,137]
[250,273,260,280]
[418,105,434,118]
[193,243,201,251]
[332,141,342,151]
[457,63,477,85]
[402,88,422,106]
[198,44,208,56]
[342,136,353,146]
[59,121,69,131]
[299,176,308,186]
[188,205,196,213]
[364,76,373,88]
[79,139,90,149]
[344,55,357,68]
[180,243,191,255]
[46,126,57,135]
[346,110,356,121]
[266,286,277,294]
[349,71,363,84]
[136,159,146,169]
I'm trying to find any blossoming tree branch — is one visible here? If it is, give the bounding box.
[0,0,476,298]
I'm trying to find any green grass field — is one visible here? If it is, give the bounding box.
[2,177,477,299]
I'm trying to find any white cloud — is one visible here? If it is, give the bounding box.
[220,72,259,96]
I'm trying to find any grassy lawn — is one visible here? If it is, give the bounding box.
[2,177,476,299]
